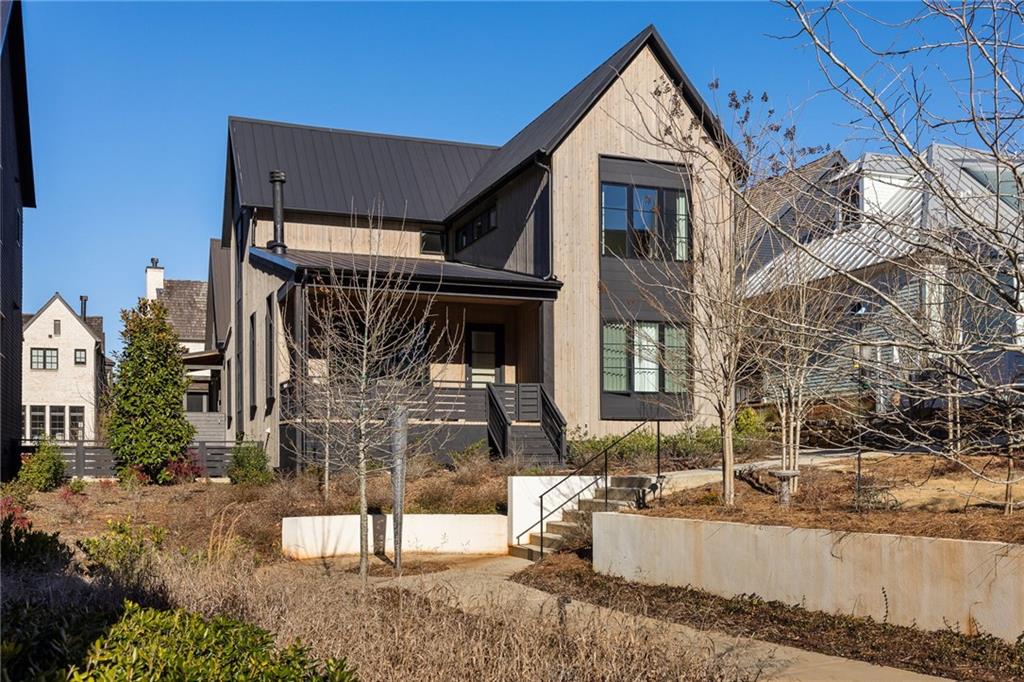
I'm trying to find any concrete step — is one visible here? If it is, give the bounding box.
[545,520,580,535]
[528,532,566,549]
[610,475,655,489]
[562,509,590,523]
[578,497,631,512]
[509,543,545,561]
[590,486,646,503]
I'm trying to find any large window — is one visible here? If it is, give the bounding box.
[68,406,85,441]
[601,182,690,260]
[49,406,66,441]
[29,406,45,440]
[601,322,689,394]
[30,348,58,370]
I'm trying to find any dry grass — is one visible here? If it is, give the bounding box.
[641,455,1024,544]
[152,551,758,681]
[512,554,1024,682]
[22,458,516,561]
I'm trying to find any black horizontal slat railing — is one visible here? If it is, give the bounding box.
[19,440,237,479]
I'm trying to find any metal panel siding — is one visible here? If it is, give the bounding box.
[229,117,495,224]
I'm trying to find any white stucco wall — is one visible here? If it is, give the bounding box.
[282,514,508,559]
[22,296,100,441]
[507,475,601,545]
[593,513,1024,643]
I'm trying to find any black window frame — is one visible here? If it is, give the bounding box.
[600,181,691,261]
[420,230,446,255]
[454,205,498,252]
[265,294,275,407]
[74,348,87,366]
[49,405,66,441]
[53,319,61,336]
[68,406,85,441]
[249,312,257,416]
[29,406,46,440]
[30,347,58,370]
[600,321,690,395]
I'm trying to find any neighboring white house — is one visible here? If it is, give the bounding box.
[21,293,107,442]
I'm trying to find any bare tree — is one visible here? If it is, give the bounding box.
[759,0,1024,511]
[286,208,461,579]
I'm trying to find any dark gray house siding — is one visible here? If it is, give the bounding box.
[1,1,34,480]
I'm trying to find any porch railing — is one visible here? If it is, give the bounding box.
[539,385,567,462]
[19,440,237,479]
[485,384,511,457]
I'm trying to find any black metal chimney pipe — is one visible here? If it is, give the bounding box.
[268,170,287,255]
[80,295,88,318]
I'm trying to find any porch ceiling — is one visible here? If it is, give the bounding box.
[250,247,562,301]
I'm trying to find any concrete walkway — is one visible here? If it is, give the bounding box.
[383,554,945,682]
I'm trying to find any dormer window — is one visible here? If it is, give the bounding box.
[962,165,1021,210]
[840,180,861,227]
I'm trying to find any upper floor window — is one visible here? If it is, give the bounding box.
[601,182,689,261]
[74,349,87,366]
[455,207,497,251]
[53,319,61,336]
[840,181,861,227]
[30,348,58,370]
[963,165,1021,210]
[420,230,446,255]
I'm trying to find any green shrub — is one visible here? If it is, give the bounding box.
[227,441,273,485]
[77,518,165,588]
[0,478,34,508]
[107,298,195,479]
[67,477,87,495]
[734,407,768,448]
[17,437,66,491]
[68,601,355,681]
[2,602,121,681]
[1,496,72,568]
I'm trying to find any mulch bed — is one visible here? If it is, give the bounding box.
[511,553,1024,682]
[640,458,1024,544]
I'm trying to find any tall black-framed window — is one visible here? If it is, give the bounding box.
[49,406,66,441]
[29,406,45,440]
[601,321,689,394]
[601,182,690,261]
[249,313,257,415]
[68,406,85,441]
[265,295,275,405]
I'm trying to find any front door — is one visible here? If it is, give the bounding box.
[466,325,504,388]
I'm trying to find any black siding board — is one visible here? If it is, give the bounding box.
[599,259,689,320]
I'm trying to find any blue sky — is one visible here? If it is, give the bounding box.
[21,1,933,353]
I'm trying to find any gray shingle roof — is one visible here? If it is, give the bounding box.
[157,279,208,342]
[227,117,496,226]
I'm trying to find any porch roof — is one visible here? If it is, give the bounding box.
[250,247,563,301]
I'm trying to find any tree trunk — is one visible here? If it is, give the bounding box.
[722,415,735,506]
[357,434,368,586]
[1005,456,1014,516]
[391,406,408,574]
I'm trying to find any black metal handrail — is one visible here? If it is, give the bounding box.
[515,421,650,555]
[485,383,511,457]
[539,384,567,462]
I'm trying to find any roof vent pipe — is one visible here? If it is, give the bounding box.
[80,295,88,318]
[268,170,287,255]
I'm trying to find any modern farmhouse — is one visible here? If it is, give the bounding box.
[206,25,741,467]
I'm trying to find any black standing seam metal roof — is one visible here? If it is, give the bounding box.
[445,24,741,220]
[223,24,740,240]
[227,117,497,228]
[249,247,562,298]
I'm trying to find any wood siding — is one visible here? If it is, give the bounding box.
[550,46,732,436]
[253,213,442,261]
[453,165,549,275]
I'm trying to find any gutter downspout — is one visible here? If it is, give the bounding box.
[533,154,555,280]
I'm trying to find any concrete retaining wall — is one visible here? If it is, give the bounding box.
[593,513,1024,642]
[282,514,507,559]
[507,475,599,545]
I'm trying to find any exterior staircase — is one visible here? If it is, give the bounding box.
[509,424,562,465]
[510,474,655,560]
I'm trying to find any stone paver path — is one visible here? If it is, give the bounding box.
[382,554,946,682]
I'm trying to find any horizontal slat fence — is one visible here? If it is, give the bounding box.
[18,441,237,479]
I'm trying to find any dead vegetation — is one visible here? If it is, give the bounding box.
[641,455,1024,544]
[512,553,1024,682]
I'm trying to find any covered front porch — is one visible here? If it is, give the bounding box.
[259,248,565,463]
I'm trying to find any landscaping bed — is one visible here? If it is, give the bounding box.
[512,553,1024,681]
[638,455,1024,544]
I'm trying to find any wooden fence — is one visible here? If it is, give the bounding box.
[18,441,237,479]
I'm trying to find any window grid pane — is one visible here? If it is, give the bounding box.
[664,325,688,393]
[49,406,66,441]
[29,406,46,440]
[69,406,85,441]
[633,322,659,393]
[602,324,629,392]
[675,194,689,261]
